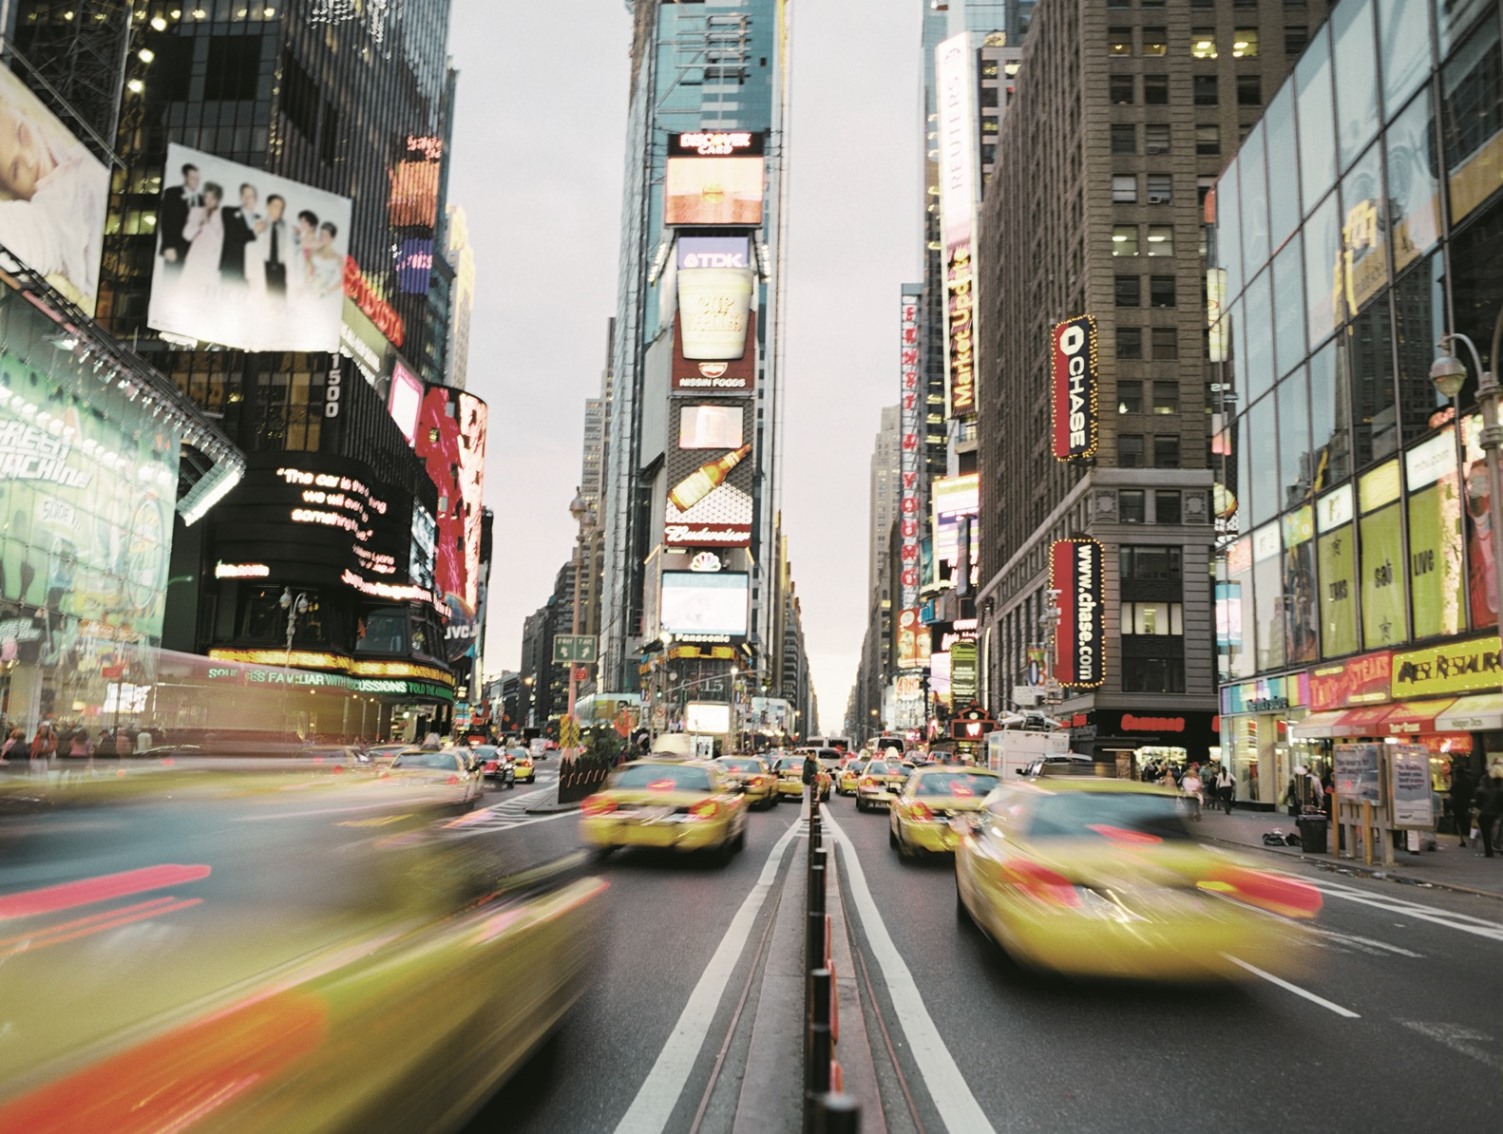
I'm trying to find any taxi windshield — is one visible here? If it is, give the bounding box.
[1025,791,1193,841]
[614,764,713,792]
[866,761,891,775]
[912,772,998,797]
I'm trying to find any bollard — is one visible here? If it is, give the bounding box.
[812,1093,861,1134]
[806,878,825,972]
[808,854,826,919]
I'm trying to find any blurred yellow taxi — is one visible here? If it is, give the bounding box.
[716,755,776,810]
[580,759,747,858]
[836,758,868,796]
[513,751,536,783]
[888,767,1002,855]
[772,752,830,803]
[953,778,1322,981]
[854,758,911,811]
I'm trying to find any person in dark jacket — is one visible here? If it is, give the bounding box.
[1476,764,1503,858]
[1449,760,1475,847]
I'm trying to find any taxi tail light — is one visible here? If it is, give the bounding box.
[908,801,934,822]
[446,774,459,785]
[1002,859,1083,909]
[1201,866,1322,918]
[689,799,721,821]
[750,775,765,788]
[581,794,617,817]
[860,776,876,788]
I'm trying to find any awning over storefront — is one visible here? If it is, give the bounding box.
[1436,692,1503,732]
[1332,705,1398,735]
[1379,700,1455,736]
[1288,710,1349,739]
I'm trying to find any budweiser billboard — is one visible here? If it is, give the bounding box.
[1051,315,1099,461]
[1051,538,1105,688]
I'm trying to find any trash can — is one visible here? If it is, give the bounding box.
[1296,812,1327,853]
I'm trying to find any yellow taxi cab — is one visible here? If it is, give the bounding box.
[854,757,912,811]
[836,758,868,797]
[512,750,536,783]
[771,751,831,803]
[888,766,1001,855]
[716,755,776,810]
[580,759,748,858]
[953,778,1323,981]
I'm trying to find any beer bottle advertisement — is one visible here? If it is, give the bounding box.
[663,400,755,548]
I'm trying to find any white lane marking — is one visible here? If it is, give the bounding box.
[1304,878,1503,943]
[1221,955,1361,1018]
[1399,1020,1503,1071]
[1303,926,1424,959]
[823,811,997,1134]
[613,816,802,1134]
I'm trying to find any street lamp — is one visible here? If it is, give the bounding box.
[564,489,597,764]
[1432,331,1503,637]
[279,588,310,741]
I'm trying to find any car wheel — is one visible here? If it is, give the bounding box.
[955,877,974,926]
[733,824,746,851]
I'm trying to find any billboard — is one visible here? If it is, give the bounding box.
[413,384,489,612]
[664,400,753,547]
[149,144,353,352]
[389,160,441,228]
[932,473,980,570]
[0,65,110,314]
[660,571,749,640]
[677,266,755,360]
[897,287,924,661]
[1051,315,1099,461]
[936,34,979,420]
[685,701,733,735]
[673,311,757,394]
[396,238,435,294]
[665,131,765,227]
[388,362,423,445]
[1051,538,1105,688]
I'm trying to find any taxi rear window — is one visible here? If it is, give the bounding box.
[614,765,713,792]
[912,772,998,797]
[866,761,891,775]
[720,759,761,773]
[1025,791,1191,841]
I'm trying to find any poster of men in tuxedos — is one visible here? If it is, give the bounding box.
[147,143,353,352]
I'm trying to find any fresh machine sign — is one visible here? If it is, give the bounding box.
[1051,538,1105,687]
[1051,315,1100,462]
[935,33,979,420]
[897,288,928,670]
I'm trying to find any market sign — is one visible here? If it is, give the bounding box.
[1050,538,1105,687]
[1051,315,1099,461]
[897,287,925,655]
[1391,635,1503,699]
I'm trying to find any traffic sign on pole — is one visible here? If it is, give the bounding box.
[552,635,598,664]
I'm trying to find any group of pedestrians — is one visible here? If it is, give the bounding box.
[0,716,165,775]
[1449,757,1503,859]
[1140,758,1237,816]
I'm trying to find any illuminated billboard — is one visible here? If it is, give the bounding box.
[388,363,422,445]
[677,266,755,360]
[396,238,435,294]
[660,571,749,640]
[936,34,979,420]
[897,287,924,663]
[1051,539,1105,688]
[1051,315,1099,461]
[932,473,980,568]
[685,701,733,735]
[0,66,110,315]
[672,311,756,394]
[389,160,441,228]
[665,131,765,227]
[149,144,353,352]
[413,385,488,612]
[664,400,753,547]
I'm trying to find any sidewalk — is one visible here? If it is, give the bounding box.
[1193,803,1503,900]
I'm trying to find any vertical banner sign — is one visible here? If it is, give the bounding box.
[936,33,980,419]
[1051,315,1100,461]
[898,288,926,669]
[1051,538,1105,687]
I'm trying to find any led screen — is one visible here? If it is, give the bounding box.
[148,143,352,352]
[684,702,732,734]
[660,571,749,638]
[388,363,422,445]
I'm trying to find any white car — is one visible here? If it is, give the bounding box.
[384,748,483,810]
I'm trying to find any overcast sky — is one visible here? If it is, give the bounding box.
[449,1,922,735]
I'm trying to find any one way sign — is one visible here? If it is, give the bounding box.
[553,635,598,665]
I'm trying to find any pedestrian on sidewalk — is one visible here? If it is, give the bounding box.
[1215,762,1234,814]
[1476,763,1503,859]
[1449,759,1475,847]
[30,718,57,776]
[1284,772,1301,817]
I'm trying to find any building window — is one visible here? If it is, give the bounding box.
[1192,30,1218,59]
[1143,27,1168,56]
[1110,74,1135,105]
[1145,123,1171,154]
[1109,26,1133,56]
[1146,173,1173,203]
[1146,224,1175,256]
[1117,327,1144,360]
[1122,656,1186,693]
[1237,74,1262,105]
[1155,490,1182,524]
[1194,75,1219,105]
[1151,376,1179,409]
[1113,225,1140,256]
[1153,435,1182,467]
[1112,123,1137,153]
[1151,330,1179,363]
[1118,378,1144,411]
[1115,275,1142,307]
[1286,26,1309,57]
[1144,74,1170,104]
[1123,601,1185,635]
[1195,124,1221,155]
[1120,434,1145,467]
[1197,175,1216,207]
[1120,489,1147,522]
[1149,275,1177,307]
[1121,545,1183,581]
[1112,174,1138,203]
[1233,28,1260,58]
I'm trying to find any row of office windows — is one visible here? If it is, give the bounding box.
[1109,72,1263,106]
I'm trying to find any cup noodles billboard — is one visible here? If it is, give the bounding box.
[678,265,755,361]
[149,143,353,352]
[1051,538,1106,688]
[1051,315,1100,462]
[665,131,765,227]
[673,311,756,394]
[663,400,754,547]
[0,65,110,315]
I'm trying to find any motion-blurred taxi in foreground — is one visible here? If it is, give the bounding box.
[855,758,911,811]
[772,752,831,803]
[837,758,868,796]
[580,759,748,858]
[716,755,776,809]
[953,778,1322,981]
[888,766,1002,856]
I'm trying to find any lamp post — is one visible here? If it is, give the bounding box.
[564,490,597,764]
[1432,329,1503,639]
[279,588,310,742]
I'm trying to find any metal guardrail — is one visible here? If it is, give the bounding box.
[804,783,860,1133]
